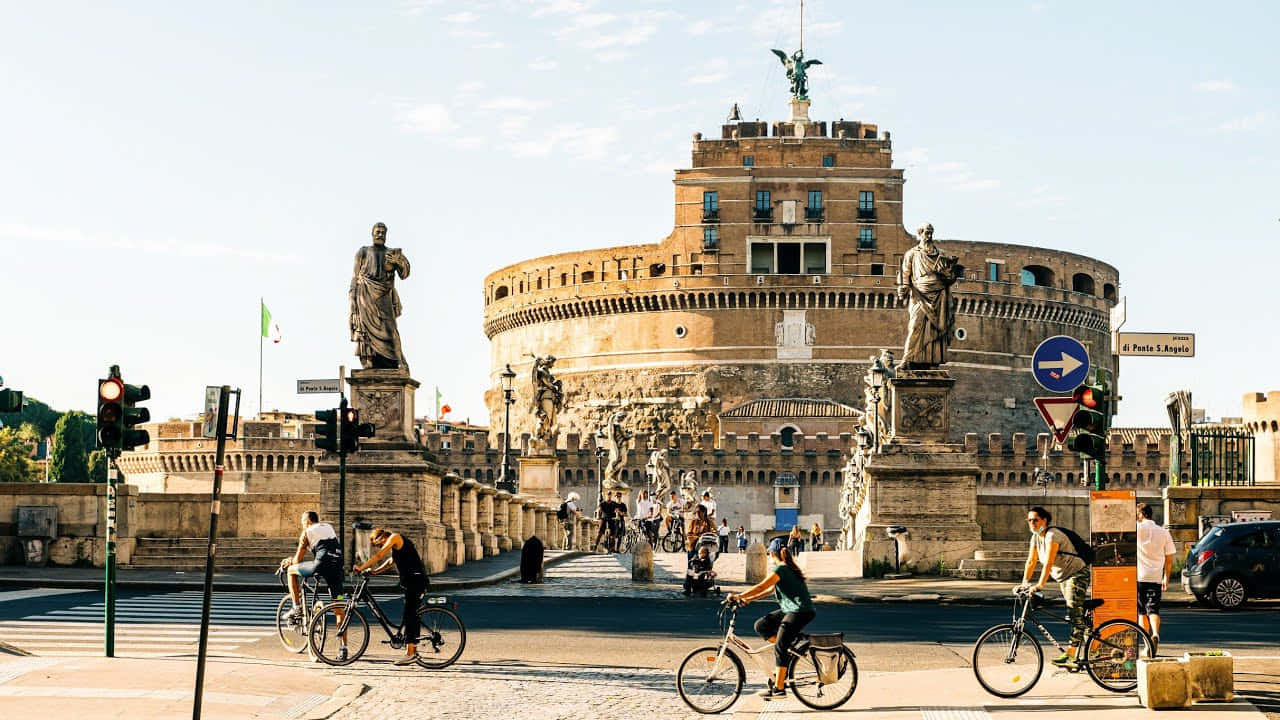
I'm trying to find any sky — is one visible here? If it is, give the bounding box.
[1,0,1276,429]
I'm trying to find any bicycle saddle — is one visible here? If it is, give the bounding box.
[1082,598,1105,611]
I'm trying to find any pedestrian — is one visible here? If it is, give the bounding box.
[355,527,430,665]
[1019,506,1090,668]
[810,522,824,552]
[687,503,714,560]
[727,537,816,701]
[592,491,615,553]
[718,518,731,554]
[1136,502,1176,654]
[558,491,581,549]
[737,526,748,553]
[644,492,662,546]
[787,525,804,556]
[610,491,628,552]
[700,490,717,521]
[635,490,653,545]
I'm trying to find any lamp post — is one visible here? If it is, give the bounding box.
[497,364,517,493]
[868,356,888,451]
[593,433,607,513]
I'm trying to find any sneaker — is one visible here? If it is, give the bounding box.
[755,687,786,700]
[393,654,418,666]
[337,647,349,663]
[1050,653,1078,668]
[283,606,301,624]
[1150,636,1159,657]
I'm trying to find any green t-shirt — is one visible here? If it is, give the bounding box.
[772,564,814,613]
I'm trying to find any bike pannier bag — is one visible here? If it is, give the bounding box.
[808,632,844,684]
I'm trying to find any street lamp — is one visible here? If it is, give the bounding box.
[593,432,607,513]
[868,356,888,451]
[497,364,517,493]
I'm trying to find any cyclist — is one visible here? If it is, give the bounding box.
[355,527,430,666]
[1019,506,1090,668]
[281,511,345,615]
[727,537,815,701]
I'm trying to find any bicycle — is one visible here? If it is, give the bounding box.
[660,517,687,553]
[676,598,857,713]
[274,563,327,654]
[972,586,1153,698]
[619,519,650,553]
[308,570,466,669]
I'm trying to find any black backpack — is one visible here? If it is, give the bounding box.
[556,502,569,521]
[1050,526,1096,565]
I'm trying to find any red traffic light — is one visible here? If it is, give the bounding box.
[1072,385,1100,409]
[99,378,124,402]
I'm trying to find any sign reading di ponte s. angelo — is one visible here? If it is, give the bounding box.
[1116,332,1195,357]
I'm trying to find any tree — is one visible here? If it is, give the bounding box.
[88,449,108,484]
[0,427,38,482]
[49,411,90,483]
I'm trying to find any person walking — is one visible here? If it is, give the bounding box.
[1136,503,1176,654]
[737,526,748,553]
[727,537,816,701]
[810,522,824,552]
[559,491,581,549]
[592,491,616,553]
[609,491,628,553]
[787,525,804,556]
[718,518,731,554]
[355,527,430,666]
[1019,506,1090,668]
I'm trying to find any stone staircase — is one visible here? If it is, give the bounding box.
[128,537,299,571]
[951,541,1029,581]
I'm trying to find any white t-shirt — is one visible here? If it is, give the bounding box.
[303,521,337,548]
[701,499,717,517]
[718,524,730,537]
[1136,518,1176,583]
[635,499,653,520]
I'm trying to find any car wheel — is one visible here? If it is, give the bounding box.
[1210,575,1247,610]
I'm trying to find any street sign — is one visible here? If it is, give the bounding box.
[1034,397,1079,444]
[201,386,220,439]
[297,378,341,394]
[1031,335,1090,392]
[1116,332,1195,357]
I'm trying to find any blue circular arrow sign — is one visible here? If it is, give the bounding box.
[1032,335,1090,393]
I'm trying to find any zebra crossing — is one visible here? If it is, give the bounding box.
[0,590,282,657]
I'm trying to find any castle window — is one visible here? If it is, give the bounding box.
[743,155,755,167]
[748,239,829,275]
[536,277,543,290]
[703,191,719,222]
[580,270,595,282]
[858,228,875,250]
[1021,265,1055,287]
[754,190,772,221]
[987,261,1003,282]
[779,426,799,448]
[703,227,719,251]
[858,191,875,220]
[1072,273,1096,296]
[803,243,827,274]
[494,285,509,300]
[778,243,801,273]
[750,242,772,273]
[870,263,884,276]
[1103,283,1117,302]
[649,262,666,277]
[822,154,835,167]
[806,190,823,222]
[560,272,568,286]
[619,269,629,280]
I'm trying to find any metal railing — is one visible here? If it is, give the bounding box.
[1188,429,1255,486]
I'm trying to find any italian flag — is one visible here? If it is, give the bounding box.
[261,301,281,344]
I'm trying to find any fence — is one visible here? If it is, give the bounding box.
[1189,430,1255,486]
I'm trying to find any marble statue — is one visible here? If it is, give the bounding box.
[896,223,962,369]
[350,222,411,370]
[602,410,632,489]
[530,355,563,441]
[647,448,672,499]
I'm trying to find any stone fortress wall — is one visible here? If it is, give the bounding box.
[1243,391,1280,490]
[481,115,1119,445]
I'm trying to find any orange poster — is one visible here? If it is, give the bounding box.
[1090,490,1137,627]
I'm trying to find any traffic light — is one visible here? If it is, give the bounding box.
[121,382,151,451]
[97,376,124,454]
[0,388,22,413]
[315,408,338,452]
[1068,381,1111,462]
[340,407,376,453]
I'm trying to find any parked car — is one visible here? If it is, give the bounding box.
[1182,520,1280,609]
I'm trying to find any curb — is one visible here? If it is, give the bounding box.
[0,551,588,594]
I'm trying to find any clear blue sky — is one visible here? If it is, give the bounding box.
[2,1,1274,428]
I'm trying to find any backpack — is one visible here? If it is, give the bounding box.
[1049,526,1096,565]
[556,502,569,521]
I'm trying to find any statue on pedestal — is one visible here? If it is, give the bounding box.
[896,223,962,369]
[771,48,822,99]
[350,222,411,371]
[601,410,631,490]
[647,448,672,499]
[530,355,563,442]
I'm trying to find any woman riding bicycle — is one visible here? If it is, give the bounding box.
[727,537,815,701]
[354,527,430,666]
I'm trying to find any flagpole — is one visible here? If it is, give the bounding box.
[258,297,264,419]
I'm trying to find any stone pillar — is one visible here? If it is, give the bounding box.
[506,498,524,547]
[459,479,483,561]
[476,486,499,556]
[517,452,561,504]
[440,473,464,567]
[492,491,512,552]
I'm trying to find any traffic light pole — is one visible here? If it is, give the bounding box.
[193,385,231,720]
[105,460,118,657]
[338,395,347,563]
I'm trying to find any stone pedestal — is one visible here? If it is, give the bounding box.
[517,452,561,504]
[789,97,810,123]
[854,370,981,573]
[319,368,447,573]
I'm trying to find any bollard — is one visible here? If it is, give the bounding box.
[745,541,768,583]
[520,536,545,584]
[632,540,654,582]
[1137,658,1190,709]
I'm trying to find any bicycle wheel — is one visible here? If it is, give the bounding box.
[308,603,370,666]
[1085,619,1151,693]
[972,624,1043,698]
[275,595,307,653]
[788,645,858,710]
[415,606,467,669]
[660,532,678,553]
[676,645,745,714]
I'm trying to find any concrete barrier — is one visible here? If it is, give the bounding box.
[632,540,654,582]
[745,541,768,584]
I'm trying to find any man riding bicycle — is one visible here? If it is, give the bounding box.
[281,511,345,615]
[727,537,816,701]
[354,527,431,666]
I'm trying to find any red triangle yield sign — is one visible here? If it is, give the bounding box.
[1034,397,1079,445]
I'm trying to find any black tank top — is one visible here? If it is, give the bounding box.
[391,535,428,586]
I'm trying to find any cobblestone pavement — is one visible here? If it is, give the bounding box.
[330,660,707,720]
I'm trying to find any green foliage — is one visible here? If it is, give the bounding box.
[3,396,62,437]
[50,411,90,483]
[0,427,39,482]
[864,558,892,579]
[933,558,949,576]
[1203,650,1226,657]
[88,449,108,484]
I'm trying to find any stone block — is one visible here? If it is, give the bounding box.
[632,540,654,582]
[745,541,768,583]
[1137,658,1190,709]
[1183,652,1233,701]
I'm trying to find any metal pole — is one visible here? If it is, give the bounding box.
[501,390,512,491]
[338,394,347,563]
[258,298,263,417]
[193,385,231,720]
[104,461,118,656]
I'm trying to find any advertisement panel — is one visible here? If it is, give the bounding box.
[1090,490,1137,627]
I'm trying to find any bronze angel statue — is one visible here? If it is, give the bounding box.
[771,48,822,99]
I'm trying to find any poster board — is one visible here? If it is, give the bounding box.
[1090,490,1136,627]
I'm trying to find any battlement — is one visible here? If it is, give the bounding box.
[1244,391,1280,430]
